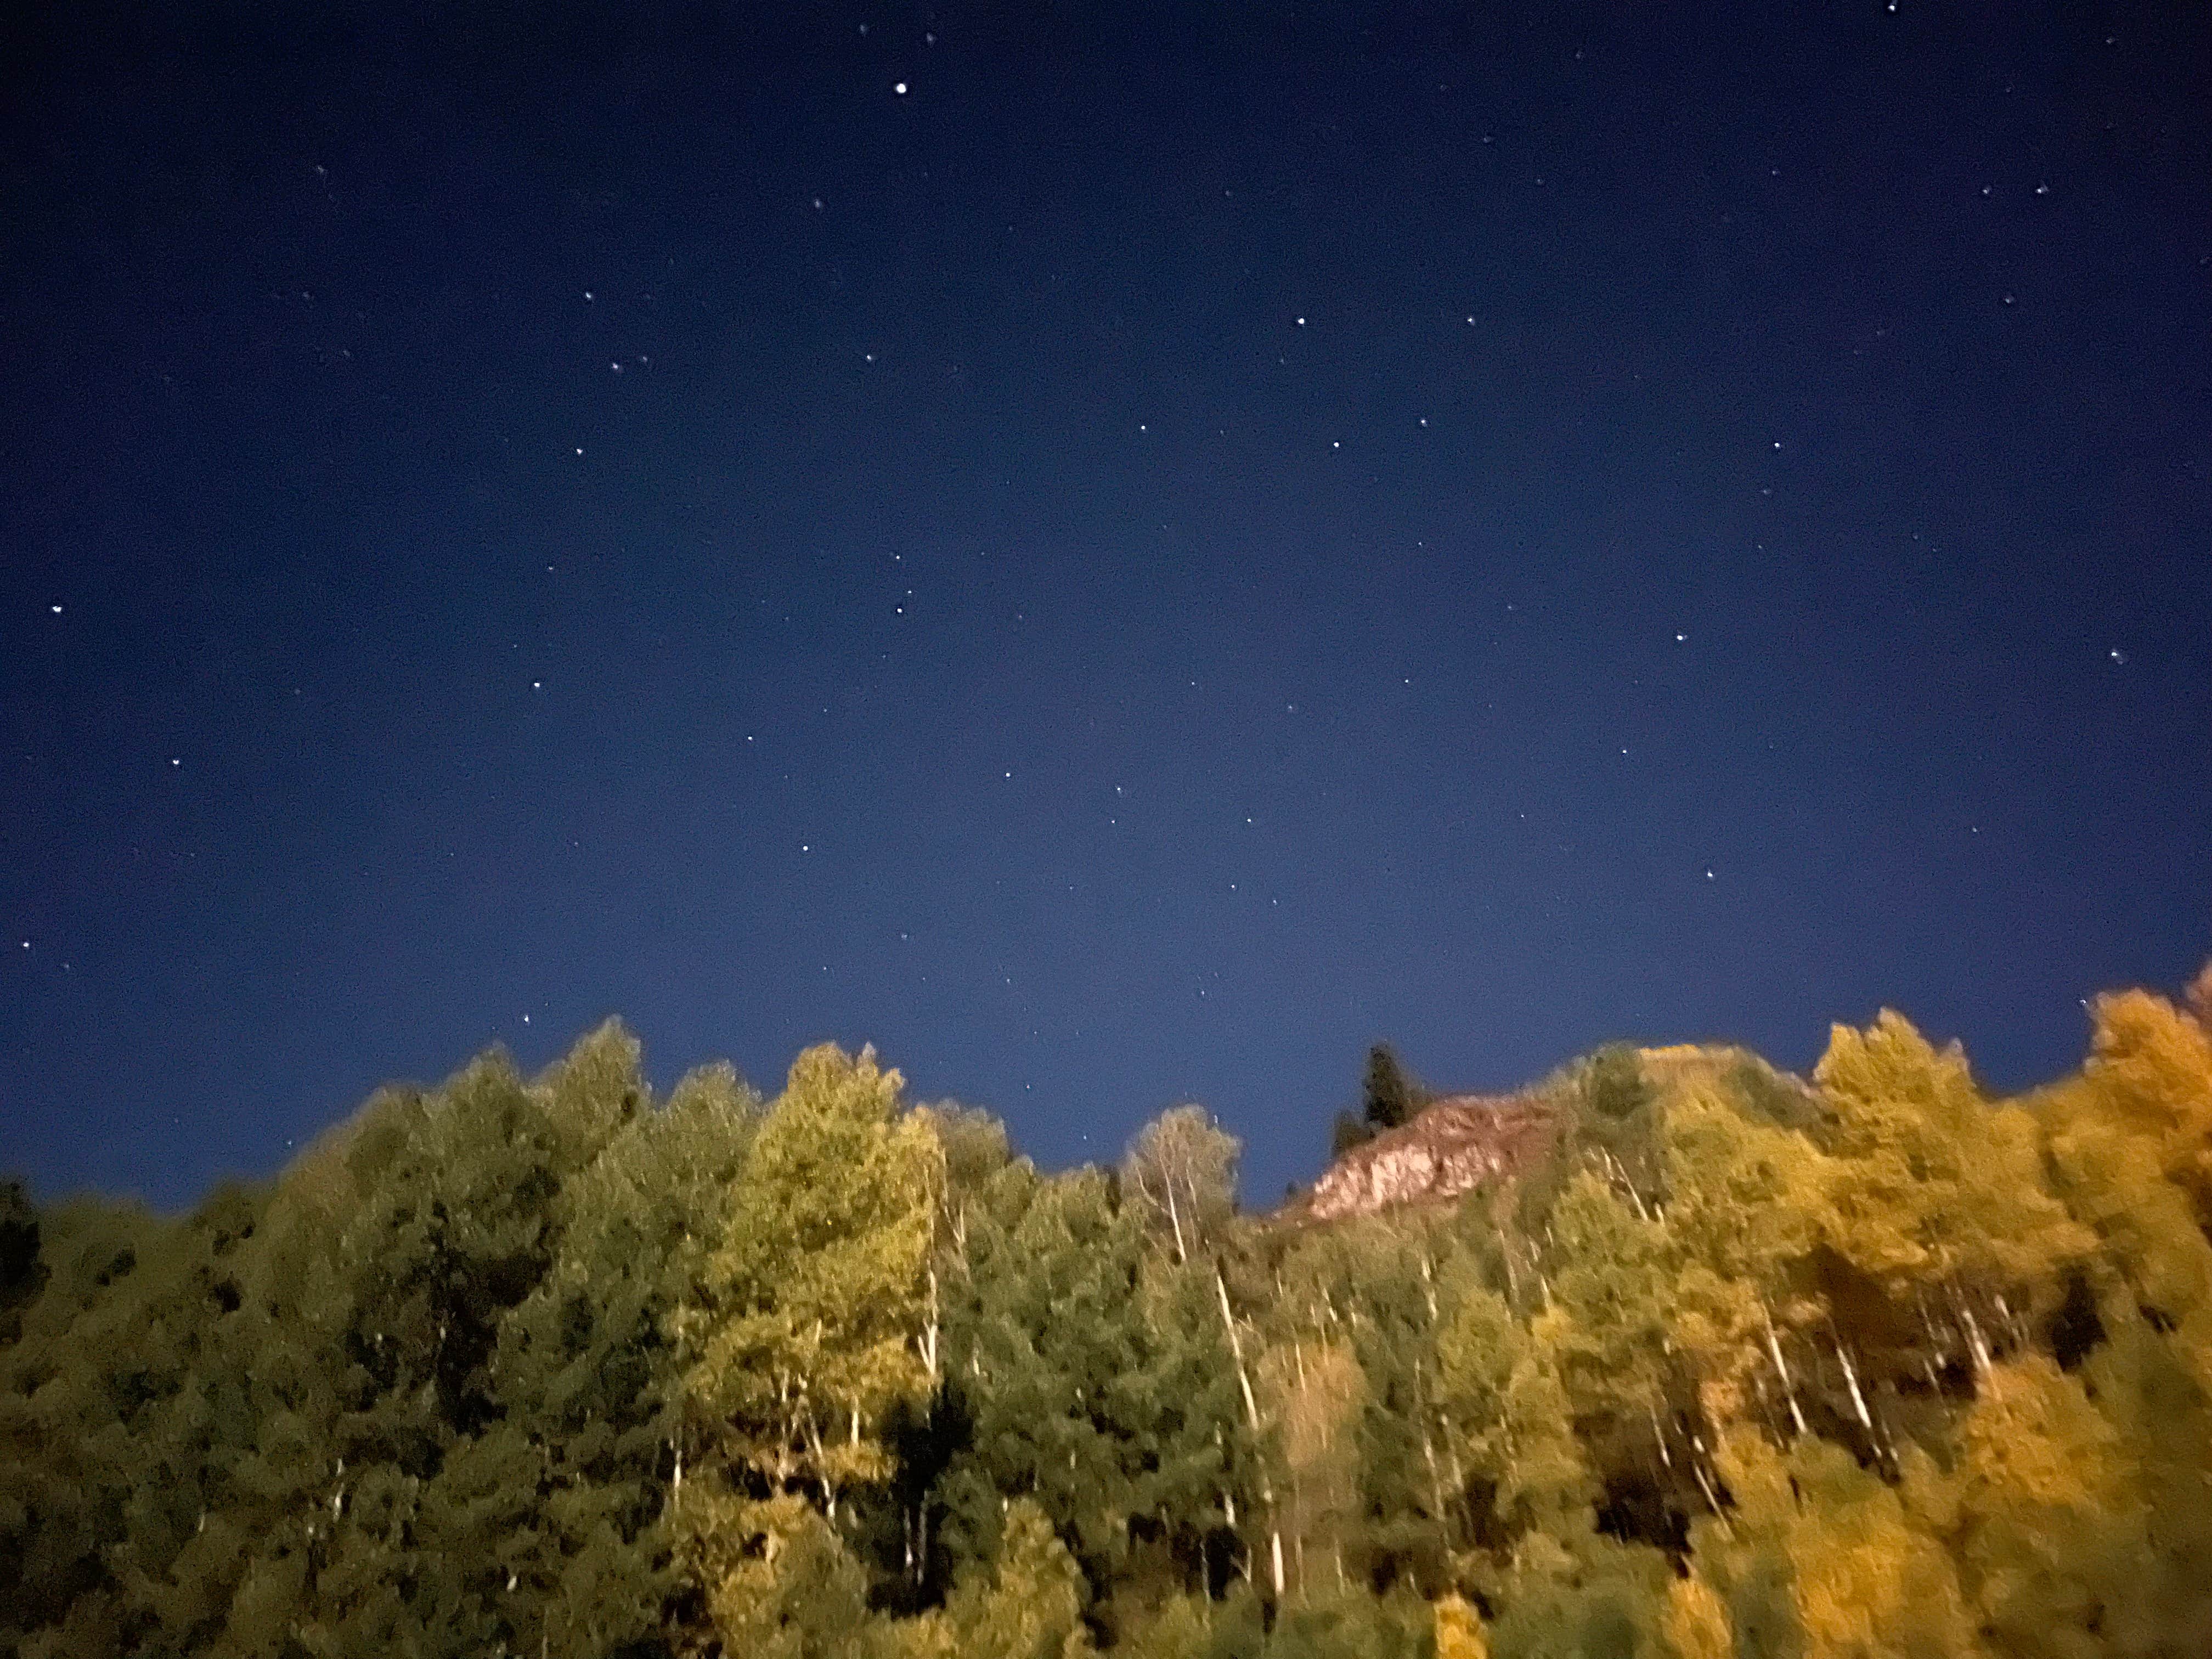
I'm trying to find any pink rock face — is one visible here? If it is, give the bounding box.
[1300,1095,1560,1222]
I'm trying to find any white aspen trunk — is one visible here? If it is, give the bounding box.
[924,1266,940,1381]
[1216,1266,1261,1433]
[1216,1423,1238,1527]
[1213,1263,1283,1599]
[1836,1337,1873,1432]
[1960,1302,1992,1376]
[1763,1301,1809,1436]
[1691,1460,1731,1533]
[1602,1149,1652,1221]
[1180,1165,1207,1255]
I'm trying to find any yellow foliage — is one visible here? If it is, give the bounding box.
[1701,1432,1977,1659]
[1925,1355,2151,1658]
[2040,990,2212,1331]
[1814,1011,2089,1310]
[1434,1591,1489,1659]
[687,1042,938,1498]
[1257,1339,1367,1598]
[1661,1086,1828,1421]
[1662,1575,1733,1659]
[936,1499,1093,1659]
[1959,1355,2129,1512]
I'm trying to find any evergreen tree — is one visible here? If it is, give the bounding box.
[1362,1046,1426,1134]
[928,1158,1249,1620]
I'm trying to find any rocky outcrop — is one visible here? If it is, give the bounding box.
[1294,1094,1560,1223]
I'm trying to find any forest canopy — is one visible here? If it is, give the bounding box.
[5,969,2212,1659]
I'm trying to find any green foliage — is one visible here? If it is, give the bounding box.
[1582,1046,1651,1123]
[926,1156,1250,1611]
[680,1041,938,1654]
[8,969,2212,1657]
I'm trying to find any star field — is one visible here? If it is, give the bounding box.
[2,3,2209,1209]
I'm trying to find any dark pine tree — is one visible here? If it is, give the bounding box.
[1362,1043,1426,1133]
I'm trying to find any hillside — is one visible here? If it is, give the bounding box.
[4,984,2211,1659]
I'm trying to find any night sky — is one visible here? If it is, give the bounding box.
[4,3,2208,1212]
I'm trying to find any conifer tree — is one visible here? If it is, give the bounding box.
[1362,1046,1425,1133]
[928,1158,1249,1616]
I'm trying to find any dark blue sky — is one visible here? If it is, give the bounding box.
[4,2,2208,1211]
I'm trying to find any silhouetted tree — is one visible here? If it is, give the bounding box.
[1362,1043,1426,1133]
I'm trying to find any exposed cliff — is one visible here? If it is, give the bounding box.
[1290,1092,1562,1222]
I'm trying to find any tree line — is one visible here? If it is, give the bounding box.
[4,966,2212,1658]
